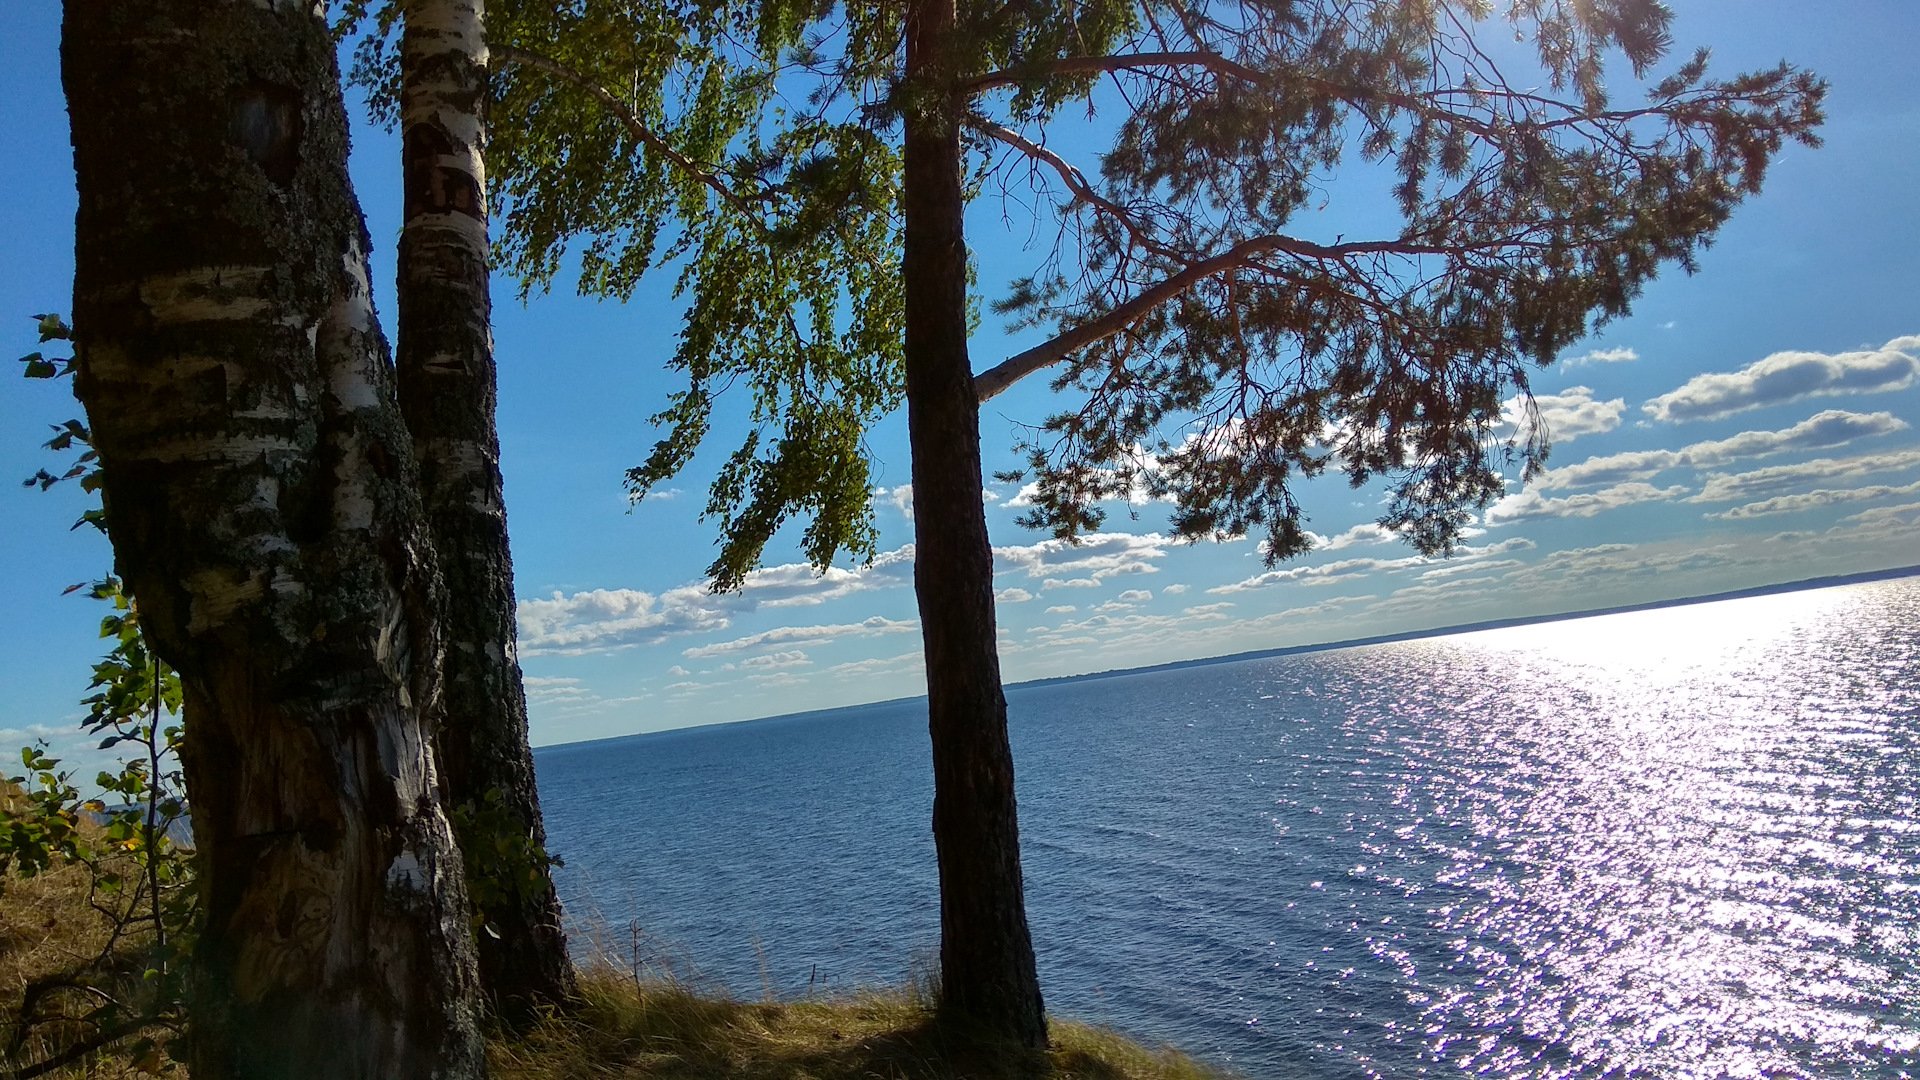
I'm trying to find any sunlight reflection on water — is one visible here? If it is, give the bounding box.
[539,577,1920,1078]
[1368,582,1920,1077]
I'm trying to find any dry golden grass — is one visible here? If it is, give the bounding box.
[1,781,161,1078]
[7,779,1231,1080]
[492,968,1237,1080]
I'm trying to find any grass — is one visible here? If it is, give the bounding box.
[1,782,167,1078]
[4,778,1231,1079]
[493,968,1234,1080]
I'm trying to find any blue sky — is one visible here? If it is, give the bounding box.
[3,2,1916,756]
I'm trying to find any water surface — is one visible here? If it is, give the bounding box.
[537,577,1920,1077]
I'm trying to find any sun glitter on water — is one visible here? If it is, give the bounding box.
[1453,585,1862,682]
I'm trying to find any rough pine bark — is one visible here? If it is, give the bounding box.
[901,0,1048,1049]
[395,0,576,1022]
[62,1,486,1076]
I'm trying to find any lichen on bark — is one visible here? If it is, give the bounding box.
[62,0,488,1075]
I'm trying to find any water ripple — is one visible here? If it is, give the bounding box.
[538,577,1920,1077]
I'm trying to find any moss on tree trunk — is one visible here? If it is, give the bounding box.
[62,1,487,1075]
[395,0,577,1023]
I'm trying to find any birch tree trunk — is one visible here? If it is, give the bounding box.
[396,0,576,1021]
[62,1,486,1075]
[901,0,1048,1048]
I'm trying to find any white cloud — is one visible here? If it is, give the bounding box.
[995,532,1175,582]
[1316,522,1397,551]
[995,587,1035,603]
[1458,537,1537,557]
[1838,502,1920,530]
[1562,346,1639,367]
[746,671,810,687]
[1644,335,1920,423]
[881,484,915,520]
[1114,589,1152,603]
[1418,558,1524,581]
[737,546,917,608]
[1534,410,1909,491]
[1044,604,1077,614]
[737,650,812,671]
[519,543,926,655]
[1505,386,1626,442]
[1687,410,1910,463]
[682,616,918,659]
[1208,554,1422,593]
[0,723,83,744]
[1207,536,1534,594]
[1160,583,1190,595]
[824,651,924,679]
[517,587,731,656]
[1690,448,1920,505]
[1484,482,1687,525]
[1704,478,1920,520]
[1003,443,1174,511]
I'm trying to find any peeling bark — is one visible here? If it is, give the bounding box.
[62,2,485,1076]
[902,0,1048,1049]
[396,0,576,1022]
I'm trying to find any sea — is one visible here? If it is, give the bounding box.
[534,575,1920,1078]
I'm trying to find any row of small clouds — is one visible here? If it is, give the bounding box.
[527,432,1915,659]
[1505,335,1916,447]
[1208,536,1538,594]
[1532,410,1908,490]
[1488,444,1920,525]
[864,338,1914,533]
[518,531,1188,657]
[524,334,1916,669]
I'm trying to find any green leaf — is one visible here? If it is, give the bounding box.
[33,313,71,341]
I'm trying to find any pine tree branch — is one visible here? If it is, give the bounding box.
[975,234,1286,402]
[971,121,1181,261]
[966,49,1695,139]
[973,228,1544,403]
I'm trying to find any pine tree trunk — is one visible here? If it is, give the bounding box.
[901,0,1048,1049]
[62,2,486,1076]
[395,0,576,1023]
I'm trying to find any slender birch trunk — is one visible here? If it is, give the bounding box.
[901,0,1048,1048]
[62,2,485,1075]
[395,0,576,1021]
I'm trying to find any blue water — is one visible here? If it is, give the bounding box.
[535,577,1920,1078]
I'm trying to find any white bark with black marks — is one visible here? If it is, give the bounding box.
[62,1,486,1075]
[397,0,577,1021]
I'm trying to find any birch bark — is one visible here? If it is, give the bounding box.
[396,0,576,1020]
[62,1,486,1075]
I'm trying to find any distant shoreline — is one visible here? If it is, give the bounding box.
[537,562,1920,752]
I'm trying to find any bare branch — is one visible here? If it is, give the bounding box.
[967,48,1700,140]
[971,120,1182,261]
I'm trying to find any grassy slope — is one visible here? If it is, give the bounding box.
[2,794,1232,1080]
[495,970,1233,1080]
[2,777,161,1079]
